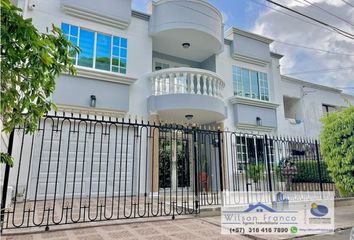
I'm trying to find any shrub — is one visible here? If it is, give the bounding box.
[320,105,354,197]
[292,160,332,183]
[246,163,265,183]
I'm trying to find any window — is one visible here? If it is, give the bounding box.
[232,66,269,101]
[234,136,274,172]
[61,23,127,74]
[322,104,336,115]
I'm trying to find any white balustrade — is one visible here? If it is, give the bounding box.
[150,67,225,99]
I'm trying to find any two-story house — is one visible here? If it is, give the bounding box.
[2,0,353,229]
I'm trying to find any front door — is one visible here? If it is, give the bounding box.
[159,129,191,190]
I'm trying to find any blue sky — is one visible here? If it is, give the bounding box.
[132,0,265,31]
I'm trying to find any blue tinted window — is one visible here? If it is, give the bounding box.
[62,23,127,74]
[120,48,127,58]
[120,58,126,68]
[232,66,269,101]
[113,37,120,46]
[250,71,259,99]
[112,47,119,56]
[70,25,78,36]
[78,29,95,68]
[61,23,69,34]
[95,33,111,71]
[241,69,250,98]
[121,38,127,48]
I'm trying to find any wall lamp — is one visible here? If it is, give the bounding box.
[90,95,96,108]
[256,116,262,126]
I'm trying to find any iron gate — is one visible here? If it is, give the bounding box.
[0,113,334,232]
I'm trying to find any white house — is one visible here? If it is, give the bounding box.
[1,0,352,228]
[10,0,352,138]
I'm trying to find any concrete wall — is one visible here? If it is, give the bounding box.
[200,55,216,72]
[149,0,223,47]
[61,0,132,27]
[152,51,200,68]
[233,104,277,128]
[231,34,271,62]
[53,76,130,111]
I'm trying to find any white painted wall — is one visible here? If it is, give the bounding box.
[277,77,354,138]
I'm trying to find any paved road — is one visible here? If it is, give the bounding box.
[2,205,354,240]
[296,228,353,240]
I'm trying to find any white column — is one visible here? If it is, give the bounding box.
[220,82,223,98]
[169,73,174,94]
[215,80,220,97]
[156,75,161,95]
[183,72,188,94]
[196,74,201,94]
[190,73,195,94]
[161,74,166,94]
[202,75,207,95]
[151,77,156,95]
[211,78,215,96]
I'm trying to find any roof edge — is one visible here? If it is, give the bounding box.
[281,75,342,93]
[225,27,274,44]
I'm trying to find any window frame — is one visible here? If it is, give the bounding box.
[61,23,127,74]
[232,66,270,101]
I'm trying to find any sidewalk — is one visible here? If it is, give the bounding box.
[2,205,354,240]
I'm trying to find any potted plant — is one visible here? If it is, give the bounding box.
[246,163,265,191]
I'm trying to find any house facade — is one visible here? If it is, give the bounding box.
[1,1,352,230]
[11,0,353,138]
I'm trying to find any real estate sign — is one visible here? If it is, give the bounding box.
[221,191,334,236]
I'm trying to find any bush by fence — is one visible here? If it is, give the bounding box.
[292,160,332,183]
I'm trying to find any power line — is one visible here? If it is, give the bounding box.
[340,0,354,8]
[273,40,354,56]
[263,0,354,40]
[249,0,336,33]
[283,66,354,75]
[301,0,354,27]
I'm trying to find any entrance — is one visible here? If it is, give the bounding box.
[159,129,192,190]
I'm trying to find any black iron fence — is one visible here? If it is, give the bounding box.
[0,113,335,232]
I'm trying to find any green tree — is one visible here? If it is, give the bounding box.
[320,105,354,197]
[0,0,79,166]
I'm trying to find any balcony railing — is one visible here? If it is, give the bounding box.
[150,67,225,99]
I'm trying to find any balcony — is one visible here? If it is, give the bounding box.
[149,0,224,62]
[147,67,226,124]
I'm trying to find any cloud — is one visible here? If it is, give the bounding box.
[252,0,354,94]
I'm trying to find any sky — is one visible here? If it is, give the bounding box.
[132,0,354,95]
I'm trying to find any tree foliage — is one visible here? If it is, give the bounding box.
[0,0,79,165]
[320,105,354,197]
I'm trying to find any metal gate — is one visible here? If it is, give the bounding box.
[0,113,334,232]
[0,113,225,231]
